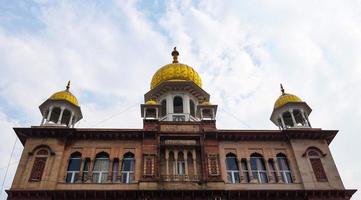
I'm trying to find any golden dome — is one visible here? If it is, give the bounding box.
[274,84,302,109]
[49,81,79,106]
[145,100,157,105]
[150,47,202,89]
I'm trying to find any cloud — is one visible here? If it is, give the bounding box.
[0,0,360,199]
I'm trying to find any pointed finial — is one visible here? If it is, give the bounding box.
[66,81,71,90]
[280,83,285,94]
[171,47,179,63]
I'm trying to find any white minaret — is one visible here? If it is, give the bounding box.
[270,84,311,129]
[39,81,82,128]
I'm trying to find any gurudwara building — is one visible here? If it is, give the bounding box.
[7,48,356,200]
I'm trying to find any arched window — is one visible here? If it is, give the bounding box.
[307,148,327,182]
[66,152,82,183]
[250,153,268,183]
[161,100,167,117]
[82,158,90,182]
[293,109,306,126]
[276,153,293,183]
[190,100,195,117]
[241,159,250,183]
[61,109,72,125]
[92,152,109,183]
[268,159,278,183]
[282,111,294,127]
[121,152,135,183]
[173,96,183,113]
[112,158,119,182]
[177,152,185,175]
[49,107,61,123]
[226,153,240,183]
[29,149,49,182]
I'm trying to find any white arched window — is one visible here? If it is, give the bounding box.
[250,153,268,183]
[226,153,240,183]
[92,152,109,183]
[66,152,82,183]
[121,152,135,183]
[173,96,183,113]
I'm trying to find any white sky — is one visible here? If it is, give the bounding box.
[0,0,360,199]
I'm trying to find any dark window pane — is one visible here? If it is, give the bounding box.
[67,158,81,171]
[226,157,238,170]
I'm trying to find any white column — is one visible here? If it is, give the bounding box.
[300,110,309,127]
[247,158,255,182]
[289,109,297,127]
[40,117,45,125]
[57,107,65,124]
[279,114,285,129]
[68,112,74,127]
[155,108,159,119]
[166,94,173,121]
[183,95,190,120]
[46,107,53,122]
[192,150,197,177]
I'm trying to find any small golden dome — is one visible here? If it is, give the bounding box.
[145,100,157,105]
[49,81,79,106]
[150,47,202,89]
[274,84,302,109]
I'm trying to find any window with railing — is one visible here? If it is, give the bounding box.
[66,152,81,183]
[92,152,109,183]
[226,153,240,183]
[277,153,293,183]
[121,152,135,183]
[250,153,268,183]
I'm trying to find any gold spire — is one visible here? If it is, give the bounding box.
[280,83,285,95]
[66,81,71,90]
[172,47,179,63]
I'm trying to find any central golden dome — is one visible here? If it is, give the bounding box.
[150,47,202,89]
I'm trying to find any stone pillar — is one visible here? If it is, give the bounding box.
[57,107,65,124]
[264,158,272,183]
[87,159,95,183]
[289,109,297,127]
[184,151,189,178]
[107,158,113,182]
[77,158,84,183]
[174,150,178,176]
[192,150,197,177]
[247,158,255,183]
[46,106,53,122]
[118,159,123,182]
[273,157,282,183]
[238,158,245,183]
[68,112,74,127]
[165,149,169,180]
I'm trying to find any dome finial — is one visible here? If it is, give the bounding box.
[66,81,71,91]
[280,83,285,95]
[171,47,179,63]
